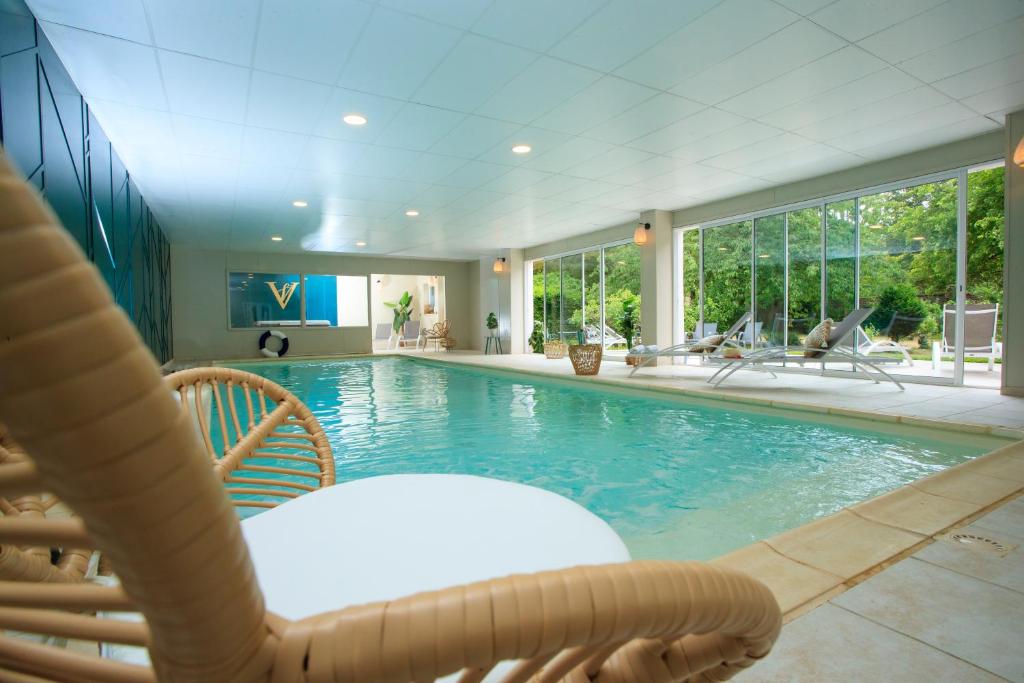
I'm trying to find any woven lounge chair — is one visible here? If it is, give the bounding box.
[707,308,906,389]
[164,367,335,512]
[628,312,751,376]
[0,150,780,682]
[422,319,452,351]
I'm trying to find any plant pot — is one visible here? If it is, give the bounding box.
[543,341,567,359]
[568,344,602,375]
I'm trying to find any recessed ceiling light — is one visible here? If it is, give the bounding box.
[292,200,308,207]
[343,113,367,126]
[717,247,728,251]
[758,254,770,258]
[271,236,283,241]
[355,241,367,247]
[511,144,532,154]
[405,209,419,217]
[912,235,926,241]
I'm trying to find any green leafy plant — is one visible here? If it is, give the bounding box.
[485,311,498,335]
[620,293,639,350]
[528,322,545,353]
[865,284,928,341]
[384,291,413,333]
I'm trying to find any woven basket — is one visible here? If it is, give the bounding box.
[569,344,603,375]
[544,341,567,359]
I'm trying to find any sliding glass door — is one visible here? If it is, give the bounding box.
[676,163,1006,386]
[533,240,640,356]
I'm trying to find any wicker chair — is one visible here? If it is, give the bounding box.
[422,319,452,351]
[0,150,781,682]
[164,367,335,512]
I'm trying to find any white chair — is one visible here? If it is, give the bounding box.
[940,304,1000,371]
[372,322,393,350]
[396,319,422,349]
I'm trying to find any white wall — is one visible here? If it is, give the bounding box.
[171,246,474,360]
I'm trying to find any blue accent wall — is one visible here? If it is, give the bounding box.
[0,4,173,362]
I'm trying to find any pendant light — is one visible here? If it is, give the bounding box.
[633,222,651,246]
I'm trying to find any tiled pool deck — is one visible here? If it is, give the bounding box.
[400,351,1024,681]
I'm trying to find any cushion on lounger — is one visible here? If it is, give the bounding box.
[690,334,726,353]
[803,318,833,357]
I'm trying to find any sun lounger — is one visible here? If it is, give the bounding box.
[628,312,752,376]
[707,308,906,389]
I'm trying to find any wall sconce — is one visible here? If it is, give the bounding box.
[1014,136,1024,168]
[633,222,651,246]
[492,257,507,273]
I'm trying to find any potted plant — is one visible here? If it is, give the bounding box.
[486,311,499,336]
[620,293,639,351]
[384,291,413,336]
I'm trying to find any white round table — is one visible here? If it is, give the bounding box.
[241,474,630,620]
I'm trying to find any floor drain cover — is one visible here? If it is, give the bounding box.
[947,533,1012,555]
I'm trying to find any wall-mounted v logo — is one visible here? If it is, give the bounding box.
[266,281,298,309]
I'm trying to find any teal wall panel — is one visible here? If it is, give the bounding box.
[0,6,172,362]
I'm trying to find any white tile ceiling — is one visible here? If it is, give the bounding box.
[25,0,1023,258]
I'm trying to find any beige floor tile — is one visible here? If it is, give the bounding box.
[915,524,1024,594]
[765,510,924,579]
[968,498,1024,539]
[911,468,1022,506]
[711,542,843,614]
[850,486,981,536]
[734,603,1005,683]
[834,557,1024,682]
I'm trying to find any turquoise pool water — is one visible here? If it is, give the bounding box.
[226,357,997,560]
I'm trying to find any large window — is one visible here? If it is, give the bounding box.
[678,163,1005,387]
[532,240,641,354]
[228,272,368,329]
[229,272,301,328]
[702,220,751,336]
[304,275,369,327]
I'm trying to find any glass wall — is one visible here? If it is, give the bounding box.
[681,230,700,337]
[787,206,822,342]
[678,163,1005,385]
[702,220,751,337]
[754,213,784,347]
[964,166,1005,388]
[532,241,640,354]
[603,243,641,351]
[859,179,957,368]
[824,200,856,322]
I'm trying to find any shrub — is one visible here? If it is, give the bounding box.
[866,285,928,341]
[528,322,545,353]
